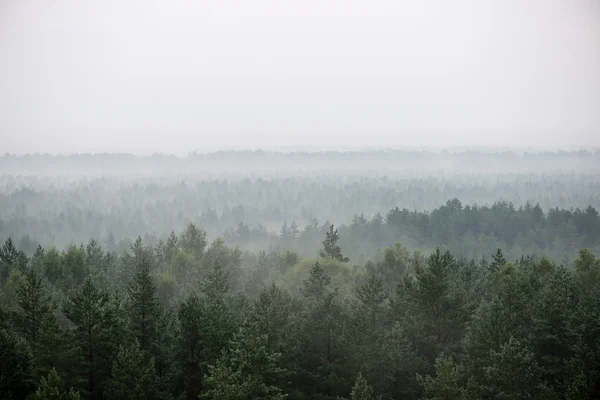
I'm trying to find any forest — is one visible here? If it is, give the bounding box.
[1,150,600,399]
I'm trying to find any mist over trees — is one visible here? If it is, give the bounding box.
[1,150,600,399]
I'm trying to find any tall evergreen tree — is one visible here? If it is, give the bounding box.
[180,223,207,260]
[417,353,465,400]
[62,277,122,399]
[403,249,469,360]
[126,259,161,352]
[319,225,349,262]
[0,327,35,399]
[350,373,380,400]
[356,271,387,331]
[164,231,179,263]
[105,340,160,400]
[202,324,286,400]
[490,248,507,273]
[178,294,205,400]
[16,269,54,344]
[481,337,555,400]
[31,368,79,400]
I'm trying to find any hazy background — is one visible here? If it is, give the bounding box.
[2,0,600,155]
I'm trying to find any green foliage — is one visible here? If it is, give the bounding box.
[31,368,79,400]
[177,294,205,400]
[180,223,207,261]
[1,212,600,400]
[417,353,464,400]
[320,225,349,263]
[16,268,54,343]
[1,237,28,281]
[350,373,380,400]
[481,337,554,400]
[105,340,160,400]
[202,324,286,400]
[490,248,507,272]
[403,249,470,359]
[126,260,161,352]
[62,277,122,399]
[356,271,387,330]
[0,327,34,399]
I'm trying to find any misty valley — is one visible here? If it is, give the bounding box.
[1,151,600,399]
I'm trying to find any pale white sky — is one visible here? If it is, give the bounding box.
[1,0,599,155]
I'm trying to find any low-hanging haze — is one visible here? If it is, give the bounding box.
[1,0,599,155]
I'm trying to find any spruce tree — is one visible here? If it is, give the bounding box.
[356,271,387,330]
[178,294,205,400]
[180,223,207,261]
[16,269,54,344]
[202,324,286,400]
[105,340,160,400]
[350,373,380,400]
[481,337,555,400]
[531,266,576,393]
[0,327,35,399]
[31,368,79,400]
[404,249,469,360]
[164,231,179,263]
[319,225,349,262]
[490,248,507,273]
[126,259,160,352]
[251,282,294,353]
[417,353,465,400]
[62,277,122,399]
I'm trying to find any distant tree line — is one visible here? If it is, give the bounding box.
[2,190,599,265]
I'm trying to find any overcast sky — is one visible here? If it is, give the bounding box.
[1,0,599,155]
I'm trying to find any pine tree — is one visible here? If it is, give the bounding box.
[105,340,160,400]
[296,261,348,396]
[164,231,179,263]
[180,223,207,260]
[251,283,294,353]
[356,271,387,330]
[482,337,554,400]
[30,245,45,273]
[0,327,35,399]
[404,249,469,360]
[16,269,54,344]
[85,239,104,273]
[126,257,176,392]
[490,248,507,272]
[280,221,289,241]
[464,265,531,379]
[61,244,88,289]
[42,247,63,287]
[565,373,589,400]
[417,353,465,400]
[531,266,576,392]
[1,237,28,281]
[126,259,160,352]
[350,373,380,400]
[34,316,80,389]
[62,277,122,399]
[370,322,421,399]
[289,221,300,239]
[31,368,79,400]
[319,225,349,262]
[301,261,332,300]
[202,324,286,400]
[198,261,238,366]
[178,294,205,400]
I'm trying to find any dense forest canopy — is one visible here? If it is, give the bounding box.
[1,150,600,399]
